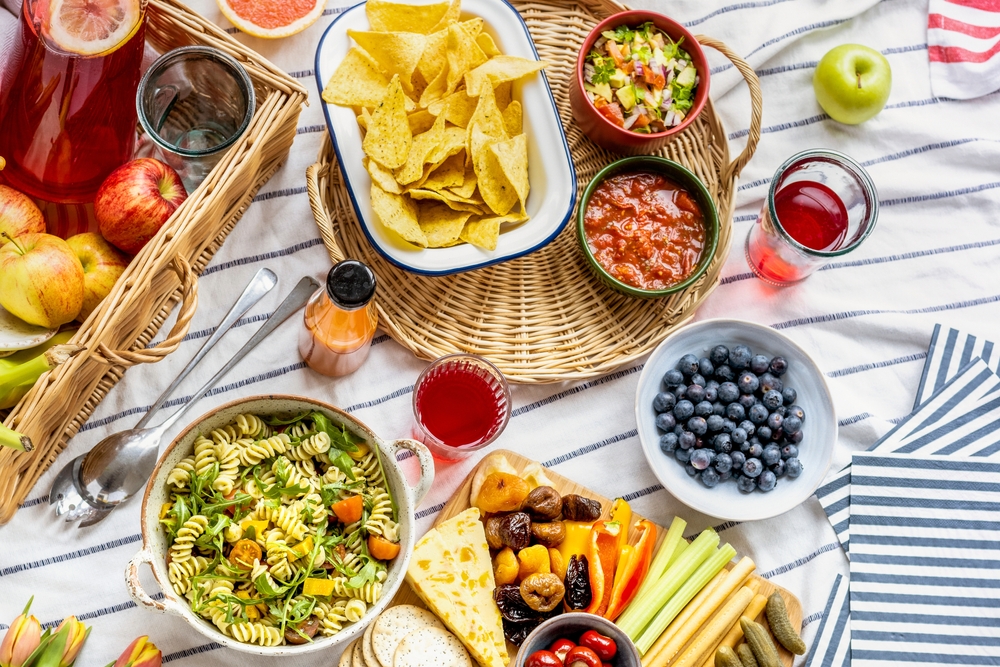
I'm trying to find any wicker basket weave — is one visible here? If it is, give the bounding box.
[0,0,307,524]
[307,0,762,384]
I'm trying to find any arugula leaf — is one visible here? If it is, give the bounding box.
[370,440,397,522]
[262,412,310,426]
[254,571,291,597]
[311,412,365,453]
[347,559,378,589]
[327,450,357,482]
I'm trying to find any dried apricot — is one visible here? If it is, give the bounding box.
[549,548,567,581]
[494,547,519,586]
[475,472,530,513]
[517,544,550,581]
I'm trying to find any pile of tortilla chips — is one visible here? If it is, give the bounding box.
[322,0,545,251]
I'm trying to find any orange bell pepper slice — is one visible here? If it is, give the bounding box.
[583,521,621,617]
[603,519,657,621]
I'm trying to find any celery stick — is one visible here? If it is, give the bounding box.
[616,528,719,640]
[626,516,687,615]
[635,543,738,654]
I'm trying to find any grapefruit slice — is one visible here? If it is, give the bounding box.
[46,0,142,56]
[217,0,326,39]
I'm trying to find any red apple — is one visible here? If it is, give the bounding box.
[66,232,130,321]
[94,158,188,255]
[0,184,45,246]
[0,233,84,328]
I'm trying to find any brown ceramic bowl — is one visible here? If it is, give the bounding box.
[569,10,710,155]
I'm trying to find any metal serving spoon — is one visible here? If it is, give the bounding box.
[49,273,320,527]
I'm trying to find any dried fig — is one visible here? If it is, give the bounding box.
[530,521,566,548]
[484,515,506,550]
[522,486,562,520]
[520,572,565,612]
[561,494,602,521]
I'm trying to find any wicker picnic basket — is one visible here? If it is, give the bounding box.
[307,0,762,384]
[0,0,307,524]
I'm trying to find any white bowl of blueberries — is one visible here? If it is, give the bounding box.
[635,318,836,522]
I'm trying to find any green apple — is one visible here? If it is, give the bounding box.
[813,44,891,125]
[66,232,130,322]
[0,233,84,328]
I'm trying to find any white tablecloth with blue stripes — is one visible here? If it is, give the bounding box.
[3,0,1000,665]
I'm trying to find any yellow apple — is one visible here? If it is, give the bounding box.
[0,233,84,328]
[66,233,130,322]
[0,184,45,246]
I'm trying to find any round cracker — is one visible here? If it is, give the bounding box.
[373,605,444,667]
[353,636,366,667]
[363,620,379,667]
[394,626,472,667]
[340,639,358,667]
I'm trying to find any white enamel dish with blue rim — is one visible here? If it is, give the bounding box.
[315,0,576,276]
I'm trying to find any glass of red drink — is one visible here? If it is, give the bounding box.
[745,149,878,286]
[412,354,511,461]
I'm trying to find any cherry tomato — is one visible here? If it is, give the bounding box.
[549,638,576,663]
[230,539,262,570]
[597,102,625,127]
[525,650,563,667]
[579,630,617,661]
[564,646,602,667]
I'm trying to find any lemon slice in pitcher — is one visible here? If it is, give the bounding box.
[46,0,142,56]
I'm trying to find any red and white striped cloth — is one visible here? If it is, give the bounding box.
[929,0,1000,99]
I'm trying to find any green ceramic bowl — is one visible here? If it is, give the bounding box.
[577,156,720,299]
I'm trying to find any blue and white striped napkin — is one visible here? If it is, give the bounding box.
[848,452,1000,666]
[805,573,852,667]
[914,324,1000,409]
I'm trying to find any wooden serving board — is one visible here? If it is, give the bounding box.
[392,450,802,666]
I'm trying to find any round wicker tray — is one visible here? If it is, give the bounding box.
[306,0,762,384]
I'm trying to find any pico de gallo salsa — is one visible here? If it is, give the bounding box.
[583,22,699,133]
[584,171,706,290]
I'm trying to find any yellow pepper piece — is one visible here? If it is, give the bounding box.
[303,577,337,597]
[557,520,595,563]
[159,502,173,520]
[608,497,632,554]
[493,547,519,586]
[289,535,315,560]
[240,519,269,536]
[517,544,550,581]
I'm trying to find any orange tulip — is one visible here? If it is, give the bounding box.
[0,599,42,667]
[53,617,89,667]
[113,637,161,667]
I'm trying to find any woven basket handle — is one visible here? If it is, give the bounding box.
[697,35,763,183]
[91,255,199,367]
[306,161,347,263]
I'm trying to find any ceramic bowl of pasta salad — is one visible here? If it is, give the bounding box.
[125,395,435,655]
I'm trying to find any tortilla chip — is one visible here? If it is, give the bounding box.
[417,27,449,84]
[448,164,478,198]
[429,0,462,32]
[502,100,522,136]
[363,75,412,169]
[494,81,512,110]
[428,90,478,127]
[459,212,526,250]
[490,133,529,213]
[395,113,447,185]
[446,23,488,95]
[418,202,473,247]
[470,127,517,216]
[476,32,501,58]
[371,183,426,247]
[418,65,449,109]
[465,56,546,97]
[421,153,466,190]
[466,85,507,163]
[366,0,452,34]
[323,48,390,108]
[430,126,466,164]
[408,109,438,134]
[409,189,485,213]
[365,157,402,194]
[347,30,426,92]
[357,107,372,130]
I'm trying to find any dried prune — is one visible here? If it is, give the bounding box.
[495,511,531,550]
[522,486,562,520]
[502,617,538,646]
[494,583,538,623]
[520,573,565,612]
[530,521,566,548]
[561,494,602,521]
[564,554,592,610]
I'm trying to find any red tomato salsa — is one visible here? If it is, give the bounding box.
[584,171,706,290]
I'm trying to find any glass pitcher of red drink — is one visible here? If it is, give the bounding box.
[0,0,146,204]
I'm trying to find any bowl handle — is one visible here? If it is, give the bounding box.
[388,439,435,506]
[126,547,183,615]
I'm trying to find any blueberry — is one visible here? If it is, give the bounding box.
[718,382,740,403]
[656,412,676,432]
[714,364,735,382]
[729,344,752,370]
[774,405,788,418]
[698,357,715,378]
[731,427,747,446]
[663,369,684,387]
[787,429,804,444]
[674,424,685,437]
[690,448,713,470]
[762,444,782,466]
[714,453,733,474]
[686,384,706,404]
[712,401,727,416]
[705,379,720,391]
[690,373,707,387]
[687,416,708,436]
[674,384,688,400]
[701,467,720,488]
[757,426,772,442]
[707,415,725,432]
[738,393,757,410]
[759,373,783,394]
[713,433,732,454]
[748,404,769,424]
[749,354,770,375]
[737,372,760,395]
[785,457,803,478]
[771,459,786,478]
[695,401,714,418]
[653,392,677,413]
[722,419,736,434]
[747,442,763,459]
[743,457,763,478]
[710,345,730,365]
[783,416,802,434]
[772,428,784,442]
[674,400,695,421]
[677,353,699,376]
[737,474,757,493]
[761,390,783,411]
[659,433,678,453]
[704,386,718,402]
[726,402,746,422]
[730,451,746,470]
[787,405,806,422]
[686,464,699,477]
[767,412,783,431]
[769,356,788,376]
[675,448,692,463]
[782,387,797,405]
[757,470,777,492]
[679,431,697,450]
[739,420,756,437]
[718,469,733,483]
[781,444,799,459]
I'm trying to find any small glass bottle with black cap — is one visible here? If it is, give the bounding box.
[298,260,378,377]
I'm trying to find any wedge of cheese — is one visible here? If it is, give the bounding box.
[406,508,509,667]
